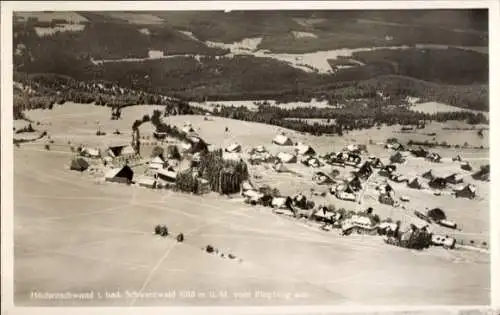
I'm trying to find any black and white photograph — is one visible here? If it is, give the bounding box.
[1,1,498,310]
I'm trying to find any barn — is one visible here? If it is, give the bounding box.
[105,165,134,184]
[272,134,293,146]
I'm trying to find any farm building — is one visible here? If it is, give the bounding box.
[165,145,181,160]
[223,151,242,161]
[105,165,134,184]
[390,151,405,164]
[410,147,429,158]
[445,173,464,185]
[155,168,177,182]
[81,147,100,158]
[295,143,316,156]
[252,145,267,153]
[301,156,322,168]
[182,136,209,154]
[454,184,476,199]
[427,208,447,222]
[333,183,356,201]
[272,134,293,146]
[407,177,423,189]
[345,144,359,152]
[70,157,89,172]
[137,177,157,189]
[429,177,447,190]
[181,123,195,134]
[461,161,473,171]
[427,152,442,163]
[277,152,297,163]
[379,193,397,206]
[386,142,405,151]
[313,171,336,185]
[389,173,408,183]
[149,156,165,170]
[472,165,490,181]
[107,144,136,158]
[422,170,435,180]
[225,143,242,153]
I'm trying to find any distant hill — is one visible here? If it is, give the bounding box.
[12,10,489,112]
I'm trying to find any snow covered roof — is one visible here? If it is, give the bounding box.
[277,152,296,163]
[105,168,122,179]
[346,144,359,152]
[273,134,292,145]
[223,152,242,161]
[225,143,242,153]
[83,147,100,156]
[151,156,164,164]
[296,143,315,155]
[156,169,177,180]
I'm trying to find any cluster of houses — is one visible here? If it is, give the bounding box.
[65,128,486,252]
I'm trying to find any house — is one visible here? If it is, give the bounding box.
[345,144,359,152]
[272,134,293,146]
[410,147,428,158]
[149,156,165,170]
[386,143,405,151]
[277,152,297,163]
[389,173,408,183]
[301,156,322,168]
[378,193,397,206]
[137,177,157,189]
[460,161,473,171]
[390,151,405,164]
[181,123,195,134]
[428,177,447,190]
[253,145,267,153]
[333,184,357,202]
[427,152,441,163]
[427,208,446,222]
[445,173,464,185]
[241,180,256,193]
[107,144,135,158]
[422,170,435,180]
[187,136,209,154]
[295,143,316,156]
[225,143,242,153]
[81,147,100,158]
[105,165,134,184]
[407,177,422,189]
[155,168,177,183]
[472,165,490,181]
[312,171,336,185]
[70,157,89,172]
[454,184,476,199]
[223,151,242,161]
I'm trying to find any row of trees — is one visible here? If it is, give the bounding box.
[210,103,488,136]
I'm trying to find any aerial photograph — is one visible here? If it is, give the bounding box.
[11,9,490,306]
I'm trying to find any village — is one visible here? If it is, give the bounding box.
[13,99,491,306]
[40,102,488,253]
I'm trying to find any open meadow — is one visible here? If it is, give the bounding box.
[14,103,490,306]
